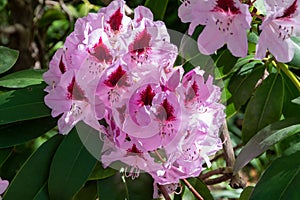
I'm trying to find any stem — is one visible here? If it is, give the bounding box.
[275,62,300,91]
[157,184,172,200]
[204,174,231,185]
[220,121,246,189]
[182,179,204,200]
[200,168,227,180]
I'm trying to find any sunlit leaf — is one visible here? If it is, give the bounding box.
[0,69,45,88]
[0,46,19,74]
[0,84,51,125]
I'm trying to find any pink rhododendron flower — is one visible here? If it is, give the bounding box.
[255,0,300,62]
[43,0,225,198]
[178,0,252,57]
[0,178,9,200]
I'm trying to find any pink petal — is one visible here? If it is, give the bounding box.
[0,179,9,195]
[197,25,226,55]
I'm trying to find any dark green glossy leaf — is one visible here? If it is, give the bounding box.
[98,172,153,200]
[234,118,300,174]
[0,117,57,148]
[0,69,45,88]
[281,72,300,118]
[186,178,213,200]
[0,46,19,74]
[3,135,63,200]
[239,186,254,200]
[33,183,50,200]
[242,73,284,143]
[0,148,12,167]
[88,163,117,180]
[48,128,97,200]
[250,151,300,200]
[72,181,97,200]
[126,173,153,200]
[0,84,51,125]
[97,173,128,200]
[228,64,265,111]
[214,49,239,78]
[145,0,169,20]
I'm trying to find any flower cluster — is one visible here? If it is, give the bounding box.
[179,0,300,62]
[43,0,225,197]
[0,178,9,200]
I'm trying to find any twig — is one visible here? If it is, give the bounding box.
[157,184,172,200]
[204,174,231,185]
[220,121,246,189]
[200,168,227,180]
[182,179,204,200]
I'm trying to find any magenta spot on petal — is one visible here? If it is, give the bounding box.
[90,38,113,63]
[161,99,175,121]
[279,0,298,18]
[139,84,155,106]
[108,8,123,32]
[59,56,66,74]
[104,65,127,87]
[127,144,142,153]
[67,77,86,100]
[130,28,151,56]
[186,81,198,101]
[213,0,240,14]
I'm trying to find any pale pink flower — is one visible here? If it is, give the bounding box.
[178,0,252,57]
[0,178,9,199]
[255,0,300,62]
[44,70,104,134]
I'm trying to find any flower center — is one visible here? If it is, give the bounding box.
[139,84,156,106]
[90,38,113,63]
[127,144,142,154]
[108,8,123,32]
[59,56,66,74]
[104,65,127,87]
[160,99,176,121]
[213,0,240,14]
[67,77,86,101]
[279,0,298,19]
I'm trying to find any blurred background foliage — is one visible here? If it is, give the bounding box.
[0,0,299,200]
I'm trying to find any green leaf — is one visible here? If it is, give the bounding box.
[0,0,7,11]
[72,181,97,200]
[239,186,254,200]
[213,49,239,78]
[228,64,265,111]
[234,118,300,174]
[88,163,117,180]
[0,46,19,74]
[289,37,300,68]
[0,148,12,167]
[98,172,153,200]
[32,183,50,200]
[250,151,300,200]
[186,178,214,200]
[126,173,153,200]
[39,8,66,27]
[242,73,284,143]
[97,173,128,200]
[0,117,57,148]
[0,84,51,125]
[144,0,169,20]
[48,128,98,200]
[3,135,63,200]
[281,72,300,118]
[0,69,45,88]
